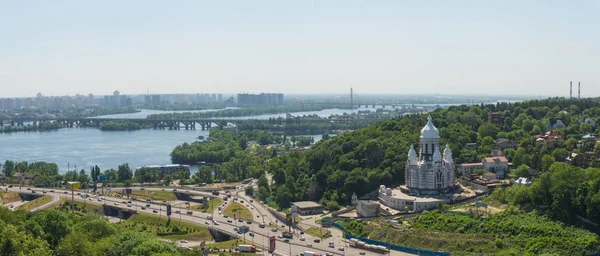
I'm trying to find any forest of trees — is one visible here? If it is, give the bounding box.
[98,120,152,131]
[0,122,64,133]
[147,103,350,119]
[0,207,202,256]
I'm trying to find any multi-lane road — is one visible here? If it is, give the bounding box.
[2,184,393,256]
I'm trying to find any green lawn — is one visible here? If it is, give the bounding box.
[189,198,223,213]
[205,239,242,249]
[118,213,213,242]
[305,226,331,239]
[16,195,53,211]
[119,190,177,202]
[49,198,104,216]
[224,202,252,221]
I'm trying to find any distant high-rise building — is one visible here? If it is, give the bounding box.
[237,93,284,106]
[152,95,161,105]
[144,95,152,105]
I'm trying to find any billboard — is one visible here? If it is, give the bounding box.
[123,188,133,195]
[66,181,80,190]
[100,175,107,181]
[166,204,172,216]
[286,213,292,226]
[269,236,276,253]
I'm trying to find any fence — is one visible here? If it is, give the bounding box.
[326,221,451,256]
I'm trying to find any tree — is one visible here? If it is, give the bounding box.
[163,175,172,187]
[541,154,555,173]
[478,123,501,139]
[245,186,254,196]
[2,160,15,178]
[124,180,132,188]
[552,148,569,162]
[117,163,133,182]
[274,185,293,208]
[516,164,531,178]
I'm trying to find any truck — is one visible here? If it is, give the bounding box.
[300,251,318,256]
[237,244,256,253]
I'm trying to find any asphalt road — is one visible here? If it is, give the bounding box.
[3,185,413,256]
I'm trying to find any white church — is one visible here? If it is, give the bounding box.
[378,115,456,212]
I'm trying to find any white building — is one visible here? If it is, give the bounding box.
[405,115,456,195]
[378,185,441,212]
[357,200,379,218]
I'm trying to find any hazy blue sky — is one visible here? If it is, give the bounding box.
[1,1,599,98]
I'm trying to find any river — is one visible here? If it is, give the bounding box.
[0,109,336,174]
[0,101,511,174]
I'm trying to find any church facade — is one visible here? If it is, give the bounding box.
[405,115,455,195]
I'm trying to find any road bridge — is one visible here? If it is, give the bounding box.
[0,116,381,130]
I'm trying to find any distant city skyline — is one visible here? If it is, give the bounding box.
[1,1,598,97]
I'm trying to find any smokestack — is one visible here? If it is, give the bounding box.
[570,81,572,98]
[350,87,354,110]
[578,82,581,99]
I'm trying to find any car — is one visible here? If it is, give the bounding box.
[187,210,193,215]
[141,207,146,210]
[283,239,289,243]
[122,201,127,204]
[257,215,260,218]
[277,235,283,238]
[250,199,253,202]
[307,243,312,247]
[175,210,181,214]
[172,189,177,191]
[224,215,228,218]
[185,201,189,205]
[300,231,304,235]
[140,188,145,190]
[63,191,68,194]
[205,221,210,225]
[325,253,333,256]
[271,228,278,232]
[27,188,30,190]
[359,252,366,255]
[227,220,233,223]
[127,200,132,203]
[49,190,54,192]
[31,190,36,193]
[43,191,47,194]
[213,220,219,225]
[234,227,239,232]
[179,240,187,243]
[300,237,305,241]
[153,210,158,213]
[281,225,285,228]
[98,199,102,202]
[146,204,151,207]
[114,202,119,205]
[249,232,254,237]
[146,199,151,202]
[314,239,321,243]
[127,204,132,207]
[89,198,93,201]
[238,219,243,222]
[240,200,244,203]
[246,221,252,224]
[218,211,222,215]
[76,192,80,195]
[338,247,344,251]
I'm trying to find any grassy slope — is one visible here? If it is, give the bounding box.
[49,198,104,216]
[16,195,52,211]
[224,202,252,221]
[119,213,213,241]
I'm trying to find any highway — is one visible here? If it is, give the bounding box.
[1,184,390,256]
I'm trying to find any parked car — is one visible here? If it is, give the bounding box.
[153,210,158,213]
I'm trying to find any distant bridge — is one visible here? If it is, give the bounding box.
[0,116,379,130]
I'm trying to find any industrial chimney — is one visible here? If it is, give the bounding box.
[570,81,573,98]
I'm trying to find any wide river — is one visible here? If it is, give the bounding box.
[0,102,513,174]
[0,108,359,174]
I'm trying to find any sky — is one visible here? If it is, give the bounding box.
[1,0,599,98]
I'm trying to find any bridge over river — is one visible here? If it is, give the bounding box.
[0,116,381,130]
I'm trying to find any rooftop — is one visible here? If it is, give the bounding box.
[484,157,508,163]
[358,200,379,206]
[385,188,443,203]
[460,163,483,167]
[293,201,322,209]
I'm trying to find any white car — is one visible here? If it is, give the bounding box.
[114,202,119,205]
[179,240,188,243]
[338,247,344,251]
[300,237,305,241]
[307,243,312,247]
